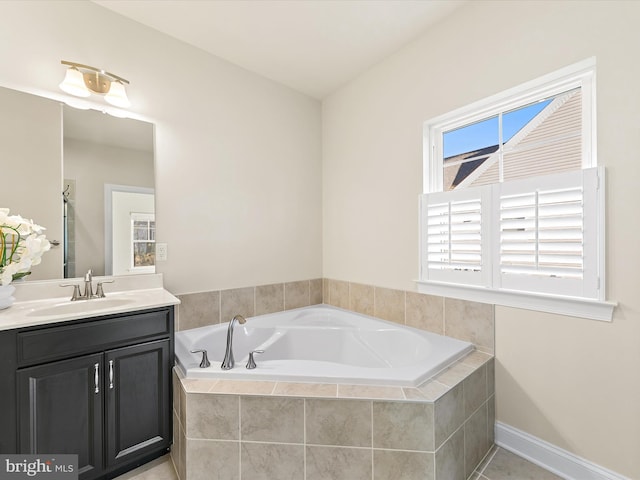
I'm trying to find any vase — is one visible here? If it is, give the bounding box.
[0,284,16,310]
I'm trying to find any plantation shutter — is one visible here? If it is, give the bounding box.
[420,186,490,286]
[495,167,601,299]
[420,167,602,301]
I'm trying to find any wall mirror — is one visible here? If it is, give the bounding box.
[63,106,155,278]
[0,85,155,281]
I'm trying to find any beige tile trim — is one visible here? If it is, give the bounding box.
[175,347,492,404]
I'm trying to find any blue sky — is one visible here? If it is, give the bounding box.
[443,99,552,158]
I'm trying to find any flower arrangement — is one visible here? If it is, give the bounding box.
[0,208,51,286]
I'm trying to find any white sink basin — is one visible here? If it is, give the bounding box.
[28,297,136,317]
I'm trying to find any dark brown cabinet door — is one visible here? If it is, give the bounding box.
[8,306,174,480]
[105,339,170,468]
[17,353,104,480]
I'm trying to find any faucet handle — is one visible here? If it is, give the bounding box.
[246,350,265,370]
[95,280,114,298]
[190,349,211,368]
[60,283,81,301]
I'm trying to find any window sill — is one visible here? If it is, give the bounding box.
[415,280,616,322]
[128,267,155,274]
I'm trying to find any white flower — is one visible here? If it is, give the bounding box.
[0,262,19,286]
[1,208,51,286]
[0,267,14,286]
[22,235,51,266]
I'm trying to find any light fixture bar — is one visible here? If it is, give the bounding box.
[59,60,131,108]
[61,60,129,85]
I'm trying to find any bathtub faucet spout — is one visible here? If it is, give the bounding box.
[221,314,247,370]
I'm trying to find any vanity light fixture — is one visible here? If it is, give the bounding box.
[59,60,131,108]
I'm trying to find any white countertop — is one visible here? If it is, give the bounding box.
[0,274,180,331]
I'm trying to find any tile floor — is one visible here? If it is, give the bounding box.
[114,456,177,480]
[472,446,564,480]
[116,445,564,480]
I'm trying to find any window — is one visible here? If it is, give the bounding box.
[419,59,614,321]
[131,212,155,272]
[442,89,582,190]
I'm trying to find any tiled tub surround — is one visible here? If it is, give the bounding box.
[323,279,494,354]
[175,279,324,331]
[175,278,494,354]
[171,351,495,480]
[173,279,495,479]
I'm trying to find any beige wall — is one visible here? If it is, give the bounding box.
[323,1,639,477]
[0,87,63,280]
[0,0,322,293]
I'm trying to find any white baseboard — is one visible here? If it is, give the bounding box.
[494,422,629,480]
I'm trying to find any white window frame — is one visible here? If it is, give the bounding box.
[130,212,155,273]
[418,58,616,321]
[424,58,597,193]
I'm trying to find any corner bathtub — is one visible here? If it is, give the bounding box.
[175,305,474,388]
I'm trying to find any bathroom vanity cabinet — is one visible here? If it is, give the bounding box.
[0,306,174,480]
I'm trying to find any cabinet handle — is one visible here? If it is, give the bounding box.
[109,360,114,389]
[94,363,99,394]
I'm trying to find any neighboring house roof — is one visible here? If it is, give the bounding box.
[443,145,499,189]
[443,88,582,191]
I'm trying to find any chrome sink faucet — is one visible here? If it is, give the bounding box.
[221,314,246,370]
[60,269,114,301]
[83,269,94,299]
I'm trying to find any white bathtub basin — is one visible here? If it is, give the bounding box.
[175,305,474,387]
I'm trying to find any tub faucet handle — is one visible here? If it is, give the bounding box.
[190,349,211,368]
[246,350,265,370]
